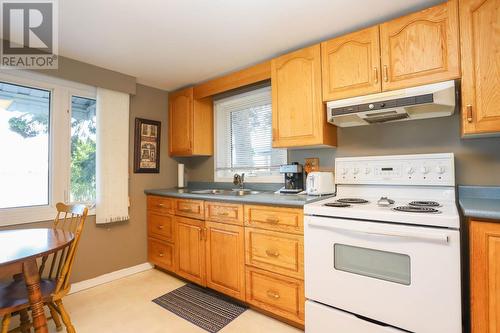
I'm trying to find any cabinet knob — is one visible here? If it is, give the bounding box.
[466,105,473,123]
[266,290,280,299]
[159,252,164,257]
[158,225,164,230]
[266,249,280,257]
[157,203,165,208]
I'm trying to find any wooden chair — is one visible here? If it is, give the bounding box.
[0,203,88,333]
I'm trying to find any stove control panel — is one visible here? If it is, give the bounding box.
[335,153,455,186]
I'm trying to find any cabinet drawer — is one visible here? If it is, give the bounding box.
[148,238,175,271]
[205,201,243,225]
[244,205,303,234]
[175,199,204,220]
[147,195,175,215]
[245,228,303,279]
[148,212,174,242]
[246,266,304,324]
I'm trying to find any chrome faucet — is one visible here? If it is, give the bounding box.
[233,173,245,189]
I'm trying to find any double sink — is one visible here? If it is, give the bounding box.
[187,189,261,196]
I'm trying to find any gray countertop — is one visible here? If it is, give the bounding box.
[144,187,333,207]
[459,186,500,221]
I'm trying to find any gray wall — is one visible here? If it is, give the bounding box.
[1,84,174,283]
[181,113,500,186]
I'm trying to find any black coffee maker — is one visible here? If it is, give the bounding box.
[279,162,304,194]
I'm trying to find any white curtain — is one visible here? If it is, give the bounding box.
[96,88,130,224]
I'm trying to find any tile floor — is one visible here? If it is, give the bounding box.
[38,269,303,333]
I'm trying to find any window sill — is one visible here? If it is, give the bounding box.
[0,205,96,227]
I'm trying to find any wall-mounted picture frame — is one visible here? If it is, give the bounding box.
[134,118,161,173]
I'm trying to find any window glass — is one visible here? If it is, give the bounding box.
[70,96,96,203]
[0,81,50,209]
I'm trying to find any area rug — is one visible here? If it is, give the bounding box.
[152,284,247,333]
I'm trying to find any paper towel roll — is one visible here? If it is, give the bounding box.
[178,164,185,188]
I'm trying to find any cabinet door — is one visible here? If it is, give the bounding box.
[380,0,460,91]
[460,0,500,136]
[272,45,335,148]
[175,216,206,286]
[321,26,382,101]
[470,219,500,333]
[169,87,193,156]
[205,222,245,300]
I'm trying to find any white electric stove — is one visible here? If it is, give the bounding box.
[304,153,462,333]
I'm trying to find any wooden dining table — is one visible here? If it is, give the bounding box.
[0,228,74,333]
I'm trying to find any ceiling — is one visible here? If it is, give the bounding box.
[59,0,444,91]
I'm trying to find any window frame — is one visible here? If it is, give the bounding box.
[0,70,96,226]
[213,86,286,183]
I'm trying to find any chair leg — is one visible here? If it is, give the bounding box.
[48,303,63,332]
[55,300,75,333]
[1,314,11,333]
[19,310,30,333]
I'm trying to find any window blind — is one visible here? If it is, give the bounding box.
[215,86,287,181]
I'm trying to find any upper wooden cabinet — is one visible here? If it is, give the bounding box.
[271,45,337,148]
[460,0,500,136]
[168,87,213,157]
[321,26,382,101]
[379,0,460,91]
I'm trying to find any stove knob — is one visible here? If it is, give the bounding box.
[436,166,446,174]
[420,166,429,174]
[353,168,360,175]
[365,168,371,175]
[406,167,415,175]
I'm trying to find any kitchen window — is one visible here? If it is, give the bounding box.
[214,86,287,182]
[0,70,97,226]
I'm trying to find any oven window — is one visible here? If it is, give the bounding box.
[334,244,411,285]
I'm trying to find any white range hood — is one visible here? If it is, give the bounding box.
[326,80,457,127]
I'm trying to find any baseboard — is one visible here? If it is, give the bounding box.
[69,262,153,294]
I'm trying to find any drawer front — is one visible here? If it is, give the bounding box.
[244,205,303,234]
[148,212,174,242]
[148,238,175,271]
[147,195,175,215]
[205,202,244,225]
[175,199,204,220]
[245,228,304,279]
[246,266,304,324]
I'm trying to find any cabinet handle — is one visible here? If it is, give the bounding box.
[157,203,165,208]
[266,249,280,257]
[158,225,164,230]
[266,290,280,299]
[383,65,389,82]
[179,208,194,213]
[159,252,164,257]
[217,211,229,216]
[466,105,473,123]
[265,217,279,224]
[374,67,378,83]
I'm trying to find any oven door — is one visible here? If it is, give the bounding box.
[304,216,462,333]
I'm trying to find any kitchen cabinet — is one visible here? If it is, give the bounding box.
[271,45,337,148]
[379,0,460,91]
[168,87,213,157]
[459,0,500,136]
[321,26,382,101]
[175,216,206,286]
[470,219,500,333]
[205,221,246,300]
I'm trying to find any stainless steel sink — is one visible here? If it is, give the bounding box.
[190,189,260,196]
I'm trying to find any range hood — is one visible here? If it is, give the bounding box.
[326,80,457,127]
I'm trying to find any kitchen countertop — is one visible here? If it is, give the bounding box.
[458,186,500,221]
[144,187,334,207]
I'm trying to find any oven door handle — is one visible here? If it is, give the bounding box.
[308,219,449,244]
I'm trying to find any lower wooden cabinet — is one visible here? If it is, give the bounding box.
[175,216,206,286]
[245,266,305,324]
[205,221,246,300]
[470,219,500,333]
[148,238,175,272]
